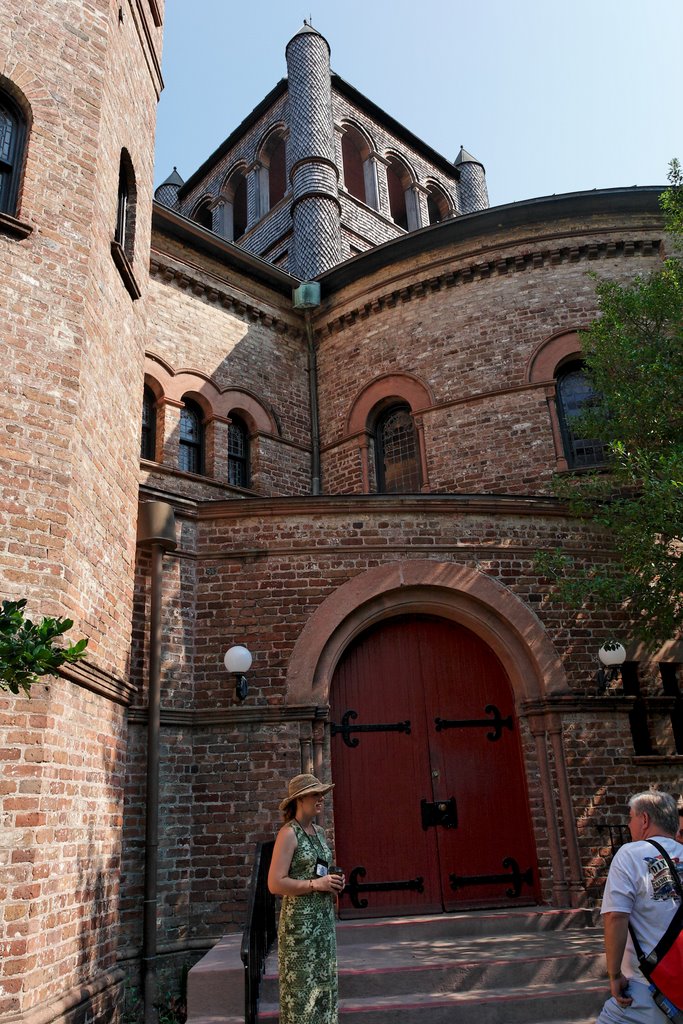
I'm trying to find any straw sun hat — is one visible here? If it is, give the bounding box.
[279,773,334,811]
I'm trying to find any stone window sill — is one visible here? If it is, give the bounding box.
[0,210,33,239]
[111,239,142,300]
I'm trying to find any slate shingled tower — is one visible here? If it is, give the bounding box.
[285,22,343,277]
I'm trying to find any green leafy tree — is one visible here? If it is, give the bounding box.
[536,161,683,646]
[0,599,89,697]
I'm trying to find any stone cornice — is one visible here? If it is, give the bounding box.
[194,492,569,522]
[317,236,661,336]
[521,694,638,718]
[59,659,136,707]
[127,703,328,726]
[149,251,301,335]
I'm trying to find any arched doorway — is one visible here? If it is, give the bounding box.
[330,615,540,917]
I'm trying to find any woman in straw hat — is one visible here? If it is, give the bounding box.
[268,773,345,1024]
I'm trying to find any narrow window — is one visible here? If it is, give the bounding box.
[0,90,26,216]
[115,150,136,260]
[342,131,366,204]
[179,398,203,474]
[427,186,449,225]
[233,174,248,240]
[141,386,156,460]
[556,361,606,468]
[268,136,286,209]
[386,160,408,230]
[375,404,420,493]
[228,415,250,487]
[192,199,213,231]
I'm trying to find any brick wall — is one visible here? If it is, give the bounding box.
[117,492,682,940]
[0,0,162,1019]
[315,210,663,495]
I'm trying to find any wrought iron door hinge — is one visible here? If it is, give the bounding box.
[331,709,411,748]
[345,866,424,909]
[449,856,533,898]
[435,703,513,742]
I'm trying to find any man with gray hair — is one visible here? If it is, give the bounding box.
[597,790,683,1023]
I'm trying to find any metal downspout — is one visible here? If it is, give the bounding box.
[305,309,321,495]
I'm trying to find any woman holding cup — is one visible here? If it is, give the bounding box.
[268,773,345,1024]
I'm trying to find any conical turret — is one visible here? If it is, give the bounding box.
[454,146,489,214]
[155,166,184,210]
[285,22,341,277]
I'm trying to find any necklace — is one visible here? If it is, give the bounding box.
[295,819,326,859]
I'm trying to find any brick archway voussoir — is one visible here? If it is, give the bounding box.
[287,560,567,706]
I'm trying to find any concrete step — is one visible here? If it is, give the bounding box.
[187,907,607,1024]
[261,927,604,1001]
[186,932,243,1022]
[335,906,597,944]
[259,979,606,1023]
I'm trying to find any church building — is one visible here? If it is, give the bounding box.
[0,4,680,1023]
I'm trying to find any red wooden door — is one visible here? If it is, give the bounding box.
[330,616,539,918]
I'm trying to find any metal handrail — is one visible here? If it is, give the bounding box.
[241,840,276,1024]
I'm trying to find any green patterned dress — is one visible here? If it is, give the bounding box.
[277,820,338,1024]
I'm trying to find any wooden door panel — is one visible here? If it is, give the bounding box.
[330,616,539,917]
[417,620,539,908]
[331,619,441,916]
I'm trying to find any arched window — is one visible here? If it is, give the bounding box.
[232,173,248,240]
[140,386,156,460]
[0,89,26,216]
[556,361,606,468]
[426,185,450,225]
[268,135,287,209]
[375,404,421,493]
[115,149,136,260]
[342,130,366,204]
[228,415,250,487]
[386,159,409,230]
[179,398,204,474]
[192,198,213,231]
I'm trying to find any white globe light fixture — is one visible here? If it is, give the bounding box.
[597,641,626,693]
[224,645,253,702]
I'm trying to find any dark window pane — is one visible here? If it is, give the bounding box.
[233,176,248,240]
[376,405,420,493]
[557,363,606,468]
[179,401,203,474]
[0,105,14,163]
[228,417,249,487]
[141,386,156,460]
[0,93,25,216]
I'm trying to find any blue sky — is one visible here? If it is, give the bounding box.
[154,0,681,208]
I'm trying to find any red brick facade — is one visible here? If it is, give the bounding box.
[1,9,681,1024]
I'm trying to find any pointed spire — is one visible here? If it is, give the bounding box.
[154,166,185,210]
[286,20,330,56]
[159,166,185,188]
[454,145,483,168]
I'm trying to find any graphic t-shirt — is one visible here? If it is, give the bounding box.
[601,836,683,980]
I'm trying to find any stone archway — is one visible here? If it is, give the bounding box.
[287,559,569,706]
[287,560,583,907]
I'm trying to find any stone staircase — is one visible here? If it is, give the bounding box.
[187,907,607,1024]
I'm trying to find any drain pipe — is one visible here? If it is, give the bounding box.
[293,282,322,495]
[136,501,177,1024]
